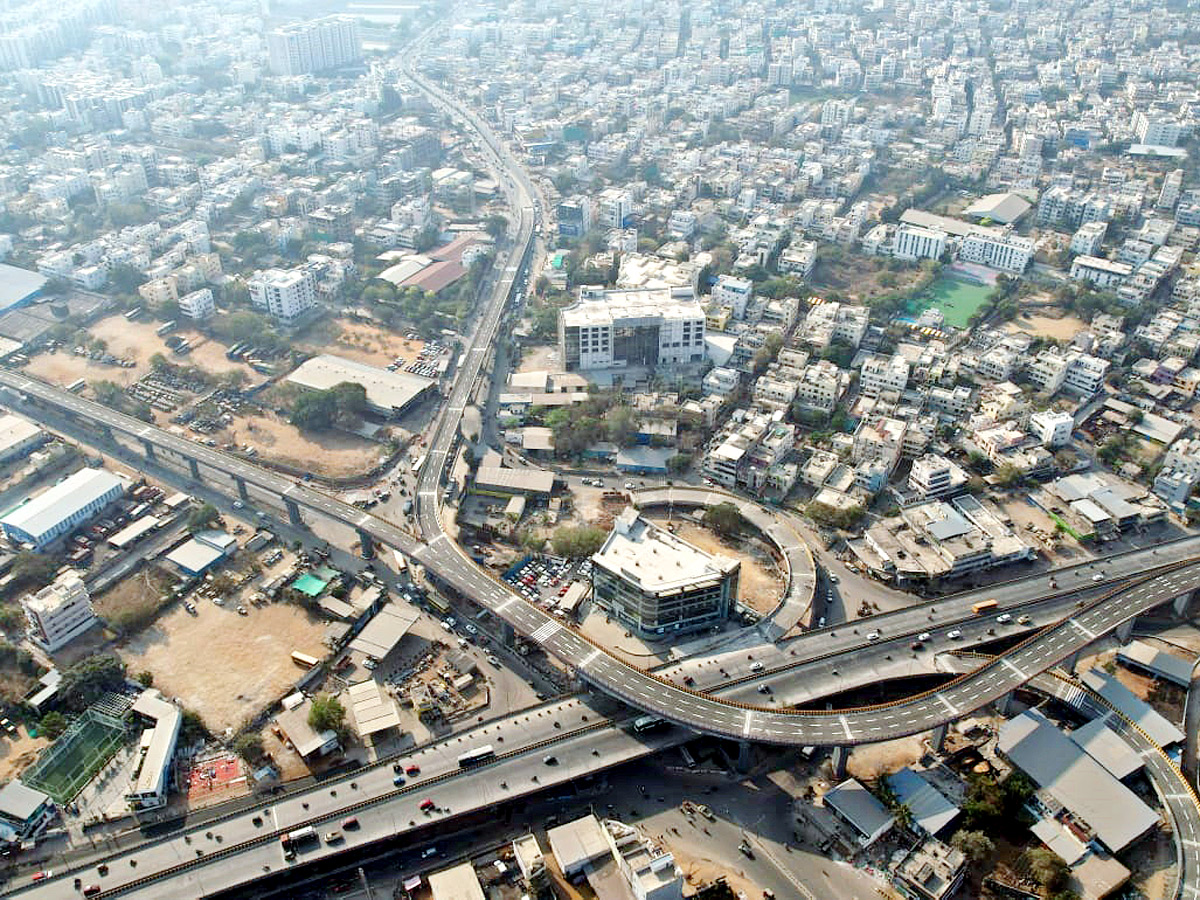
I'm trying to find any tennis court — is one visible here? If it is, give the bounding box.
[22,710,127,803]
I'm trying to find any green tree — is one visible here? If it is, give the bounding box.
[702,502,744,538]
[1026,848,1069,892]
[187,503,219,533]
[951,829,995,861]
[308,694,346,734]
[290,382,370,431]
[483,215,508,241]
[667,453,692,474]
[233,732,265,762]
[40,711,68,739]
[180,709,207,744]
[605,405,639,446]
[61,654,127,712]
[135,670,154,687]
[550,525,607,558]
[6,551,60,596]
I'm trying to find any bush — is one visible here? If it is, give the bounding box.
[61,654,127,713]
[40,711,68,740]
[233,732,265,763]
[308,694,346,734]
[702,502,744,538]
[550,525,607,559]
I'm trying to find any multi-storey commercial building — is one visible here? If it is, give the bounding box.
[591,507,739,639]
[958,229,1033,273]
[266,16,361,77]
[559,288,706,372]
[248,266,317,322]
[21,570,97,652]
[894,223,947,261]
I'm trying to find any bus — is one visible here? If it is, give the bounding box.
[67,379,86,394]
[412,453,427,474]
[457,745,496,768]
[972,599,998,615]
[633,716,664,733]
[291,651,319,670]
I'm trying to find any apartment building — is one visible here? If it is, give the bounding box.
[248,265,317,322]
[958,229,1033,273]
[894,223,947,261]
[859,354,910,399]
[559,288,706,372]
[266,16,362,77]
[908,454,969,500]
[21,570,97,653]
[177,287,214,320]
[1029,410,1074,448]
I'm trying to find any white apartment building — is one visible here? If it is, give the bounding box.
[595,188,633,230]
[1070,255,1132,289]
[802,301,870,348]
[894,224,947,261]
[711,275,753,319]
[21,570,97,653]
[1026,350,1109,396]
[958,230,1033,273]
[248,266,317,322]
[266,16,362,77]
[559,288,706,372]
[908,454,969,500]
[1133,110,1188,147]
[1070,222,1108,257]
[177,287,214,320]
[1029,410,1074,448]
[793,361,843,413]
[859,354,910,398]
[778,240,818,277]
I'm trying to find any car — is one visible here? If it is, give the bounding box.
[624,482,635,490]
[918,632,931,641]
[464,623,478,635]
[324,830,343,843]
[947,629,963,640]
[342,817,359,830]
[757,684,771,694]
[866,631,880,642]
[405,764,420,776]
[32,871,51,882]
[419,798,436,812]
[749,661,764,672]
[233,500,244,510]
[421,846,438,858]
[1017,614,1032,625]
[911,641,923,651]
[996,613,1012,624]
[817,617,826,628]
[393,774,406,787]
[829,574,839,583]
[486,654,501,666]
[543,754,558,765]
[84,887,102,898]
[1091,573,1105,582]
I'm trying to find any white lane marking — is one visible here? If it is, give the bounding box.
[1000,658,1026,679]
[496,597,515,613]
[1069,618,1097,640]
[839,715,852,741]
[581,649,602,669]
[529,621,562,644]
[935,694,958,716]
[743,711,753,737]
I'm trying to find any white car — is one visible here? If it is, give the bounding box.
[1091,573,1104,582]
[866,631,880,642]
[624,482,635,490]
[917,632,931,642]
[947,629,963,640]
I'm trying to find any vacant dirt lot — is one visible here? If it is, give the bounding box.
[1006,311,1089,342]
[119,600,327,734]
[0,730,49,783]
[24,315,257,389]
[298,318,426,368]
[646,518,785,615]
[516,344,563,373]
[218,411,386,478]
[93,566,176,633]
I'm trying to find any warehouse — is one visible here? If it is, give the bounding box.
[0,414,46,464]
[1,468,126,549]
[286,354,436,419]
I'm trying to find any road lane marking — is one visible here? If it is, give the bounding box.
[581,649,602,669]
[935,694,958,716]
[1000,658,1026,679]
[1069,619,1097,640]
[530,621,562,644]
[839,715,852,741]
[743,711,753,737]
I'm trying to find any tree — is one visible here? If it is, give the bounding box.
[551,525,607,558]
[187,503,219,533]
[806,501,866,531]
[1026,848,1069,892]
[483,215,508,241]
[291,382,369,431]
[951,829,995,861]
[308,694,346,735]
[667,453,692,474]
[135,671,154,688]
[180,709,207,744]
[61,654,127,712]
[7,551,60,596]
[39,711,68,739]
[233,732,265,762]
[702,502,744,538]
[993,463,1024,487]
[605,405,639,446]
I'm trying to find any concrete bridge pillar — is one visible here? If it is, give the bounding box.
[831,745,849,780]
[931,722,949,753]
[235,477,249,502]
[285,498,303,528]
[358,529,375,559]
[1064,650,1080,676]
[1175,591,1196,620]
[188,458,201,481]
[499,622,515,647]
[140,438,156,461]
[736,741,753,773]
[1115,618,1135,645]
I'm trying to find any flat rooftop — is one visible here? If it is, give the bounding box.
[0,263,47,312]
[2,468,124,541]
[561,288,704,329]
[287,354,434,415]
[592,507,738,596]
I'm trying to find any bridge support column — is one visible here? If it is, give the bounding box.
[1115,618,1135,646]
[285,498,303,528]
[1064,651,1080,676]
[99,425,113,443]
[188,458,201,481]
[140,438,156,461]
[235,476,249,502]
[499,622,515,647]
[931,723,949,754]
[736,741,753,773]
[998,691,1017,717]
[830,746,849,780]
[358,529,375,559]
[1175,591,1195,620]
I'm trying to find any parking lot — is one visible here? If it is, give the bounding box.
[386,334,452,379]
[501,555,591,619]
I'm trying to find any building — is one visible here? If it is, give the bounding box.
[247,266,317,322]
[895,223,947,261]
[428,863,485,900]
[276,698,340,761]
[266,16,361,76]
[711,275,754,319]
[1070,255,1132,289]
[125,689,182,812]
[1070,222,1108,257]
[822,778,894,847]
[557,197,592,237]
[0,414,46,463]
[908,454,969,501]
[21,569,96,653]
[595,188,633,229]
[559,288,706,372]
[1029,410,1074,448]
[860,354,910,398]
[778,240,818,277]
[164,528,236,576]
[958,229,1033,273]
[0,263,47,315]
[547,814,613,879]
[998,709,1158,852]
[0,781,53,844]
[1,468,125,549]
[591,507,739,639]
[603,819,684,900]
[176,287,214,320]
[892,837,967,900]
[286,354,436,419]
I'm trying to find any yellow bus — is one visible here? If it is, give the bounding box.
[972,599,998,615]
[291,651,319,670]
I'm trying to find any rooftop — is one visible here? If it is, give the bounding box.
[561,288,704,329]
[592,507,738,596]
[2,468,125,541]
[287,354,434,415]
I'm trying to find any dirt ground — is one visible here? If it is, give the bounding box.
[516,344,563,374]
[845,733,926,780]
[118,600,327,734]
[1005,311,1089,342]
[218,411,386,478]
[671,844,764,899]
[297,318,426,368]
[647,518,785,615]
[0,729,49,782]
[23,315,255,389]
[811,254,931,303]
[93,566,176,631]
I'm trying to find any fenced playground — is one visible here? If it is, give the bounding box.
[22,708,127,803]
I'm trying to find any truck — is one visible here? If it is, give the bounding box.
[280,825,318,858]
[972,599,998,615]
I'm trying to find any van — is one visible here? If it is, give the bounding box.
[749,661,764,672]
